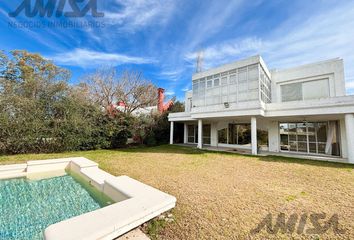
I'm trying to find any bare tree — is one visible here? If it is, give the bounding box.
[84,67,117,109]
[116,70,157,114]
[84,68,157,115]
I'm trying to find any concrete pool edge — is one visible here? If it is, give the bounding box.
[0,157,177,240]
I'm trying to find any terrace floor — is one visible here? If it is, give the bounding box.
[177,143,349,164]
[0,145,353,239]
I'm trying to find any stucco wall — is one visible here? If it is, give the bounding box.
[271,58,345,103]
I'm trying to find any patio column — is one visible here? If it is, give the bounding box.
[345,114,354,163]
[183,123,188,144]
[197,119,203,149]
[170,121,174,145]
[251,117,257,155]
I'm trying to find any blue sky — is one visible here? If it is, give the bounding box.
[1,0,354,100]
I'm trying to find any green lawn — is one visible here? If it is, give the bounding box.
[1,145,353,239]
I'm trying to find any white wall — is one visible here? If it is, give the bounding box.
[184,91,193,112]
[271,58,346,103]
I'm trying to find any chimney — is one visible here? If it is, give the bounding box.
[157,88,165,113]
[117,101,126,107]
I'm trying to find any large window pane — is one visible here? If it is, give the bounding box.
[237,125,251,145]
[317,123,327,142]
[308,123,316,142]
[257,129,269,147]
[278,121,339,156]
[228,124,237,144]
[229,74,236,84]
[303,79,329,100]
[289,141,297,152]
[218,129,227,144]
[298,142,308,153]
[318,143,326,154]
[221,77,228,85]
[280,123,289,151]
[281,83,302,102]
[297,123,307,142]
[309,143,317,153]
[248,65,259,81]
[203,125,211,145]
[238,67,247,82]
[289,123,297,141]
[188,125,195,143]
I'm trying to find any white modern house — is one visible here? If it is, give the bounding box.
[168,55,354,164]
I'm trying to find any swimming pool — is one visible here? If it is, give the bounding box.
[0,173,113,240]
[0,157,176,240]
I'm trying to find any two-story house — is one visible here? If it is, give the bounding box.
[168,55,354,164]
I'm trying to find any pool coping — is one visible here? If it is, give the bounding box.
[0,157,177,240]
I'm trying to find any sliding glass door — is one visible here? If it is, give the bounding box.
[279,121,340,156]
[187,124,211,145]
[187,125,196,143]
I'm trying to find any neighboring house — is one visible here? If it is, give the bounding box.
[168,55,354,163]
[116,88,174,115]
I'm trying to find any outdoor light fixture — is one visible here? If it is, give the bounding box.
[224,102,230,108]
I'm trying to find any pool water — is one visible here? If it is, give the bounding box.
[0,173,113,240]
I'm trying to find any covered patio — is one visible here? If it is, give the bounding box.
[169,113,352,164]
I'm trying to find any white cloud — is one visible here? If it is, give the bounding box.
[186,2,354,94]
[158,69,184,82]
[165,91,175,96]
[185,38,263,69]
[104,0,175,31]
[182,0,247,51]
[49,48,155,68]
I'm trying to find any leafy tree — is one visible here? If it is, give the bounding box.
[0,50,130,154]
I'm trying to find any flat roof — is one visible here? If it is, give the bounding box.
[192,55,271,80]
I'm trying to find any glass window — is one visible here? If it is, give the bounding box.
[257,129,269,147]
[278,121,339,156]
[188,125,195,143]
[229,69,237,74]
[281,83,302,102]
[289,123,297,141]
[229,74,236,84]
[297,123,307,142]
[237,124,251,145]
[221,77,228,85]
[238,67,247,82]
[207,80,213,88]
[218,129,227,144]
[303,79,329,100]
[199,80,205,90]
[248,80,259,90]
[248,64,259,81]
[307,123,316,142]
[214,78,220,87]
[228,124,237,144]
[281,79,330,102]
[227,124,251,145]
[221,86,228,95]
[203,125,211,145]
[317,123,327,142]
[280,123,289,151]
[298,142,308,153]
[309,143,317,153]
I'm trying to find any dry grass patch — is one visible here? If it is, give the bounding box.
[1,145,353,239]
